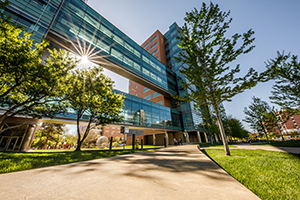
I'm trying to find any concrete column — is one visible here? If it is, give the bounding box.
[197,131,202,143]
[204,132,208,143]
[165,132,169,146]
[153,134,156,145]
[186,132,190,144]
[20,125,36,152]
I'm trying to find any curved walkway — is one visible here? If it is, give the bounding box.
[0,145,260,200]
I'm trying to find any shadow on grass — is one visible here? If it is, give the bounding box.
[251,140,300,147]
[0,149,152,174]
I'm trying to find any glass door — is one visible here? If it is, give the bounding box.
[6,137,19,151]
[0,136,9,150]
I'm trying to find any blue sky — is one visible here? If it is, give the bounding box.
[85,0,300,131]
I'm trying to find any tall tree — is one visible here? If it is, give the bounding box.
[263,52,300,110]
[263,107,290,143]
[199,105,219,144]
[228,118,248,139]
[175,2,258,155]
[31,123,65,149]
[67,66,124,151]
[243,97,272,143]
[0,2,76,132]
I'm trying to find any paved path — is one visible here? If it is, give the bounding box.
[0,145,260,200]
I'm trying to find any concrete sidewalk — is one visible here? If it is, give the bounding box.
[0,145,260,200]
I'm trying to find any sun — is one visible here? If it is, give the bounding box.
[81,55,89,63]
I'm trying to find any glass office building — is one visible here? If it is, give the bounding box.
[1,0,214,151]
[164,23,204,131]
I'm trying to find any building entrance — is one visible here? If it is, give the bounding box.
[0,136,22,151]
[0,136,9,150]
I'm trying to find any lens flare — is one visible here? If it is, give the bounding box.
[81,55,89,63]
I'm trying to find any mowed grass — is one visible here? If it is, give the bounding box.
[0,149,153,174]
[203,149,300,200]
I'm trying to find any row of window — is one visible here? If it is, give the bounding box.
[151,49,158,55]
[104,127,120,130]
[143,42,149,48]
[104,131,120,134]
[150,35,157,43]
[150,41,157,49]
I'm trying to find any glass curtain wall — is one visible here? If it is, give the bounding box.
[5,0,63,44]
[164,22,204,130]
[51,0,173,93]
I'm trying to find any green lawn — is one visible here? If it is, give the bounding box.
[0,149,153,174]
[251,140,300,147]
[202,149,300,200]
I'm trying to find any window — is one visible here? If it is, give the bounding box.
[150,35,157,43]
[151,49,158,55]
[136,94,138,96]
[143,88,150,93]
[136,85,138,89]
[157,101,163,105]
[112,131,115,134]
[152,92,160,98]
[142,67,150,76]
[112,127,116,129]
[143,95,151,100]
[150,42,157,49]
[156,55,159,59]
[144,42,149,48]
[105,131,109,134]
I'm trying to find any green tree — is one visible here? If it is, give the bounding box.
[244,97,272,143]
[199,105,219,144]
[60,133,77,146]
[263,52,300,110]
[31,123,65,149]
[175,2,258,155]
[228,118,248,139]
[0,2,76,132]
[67,66,124,151]
[263,107,290,143]
[78,126,99,148]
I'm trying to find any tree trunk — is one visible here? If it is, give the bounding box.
[261,123,270,144]
[75,140,82,151]
[210,135,213,145]
[263,130,270,144]
[213,105,230,156]
[38,135,44,149]
[75,114,82,151]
